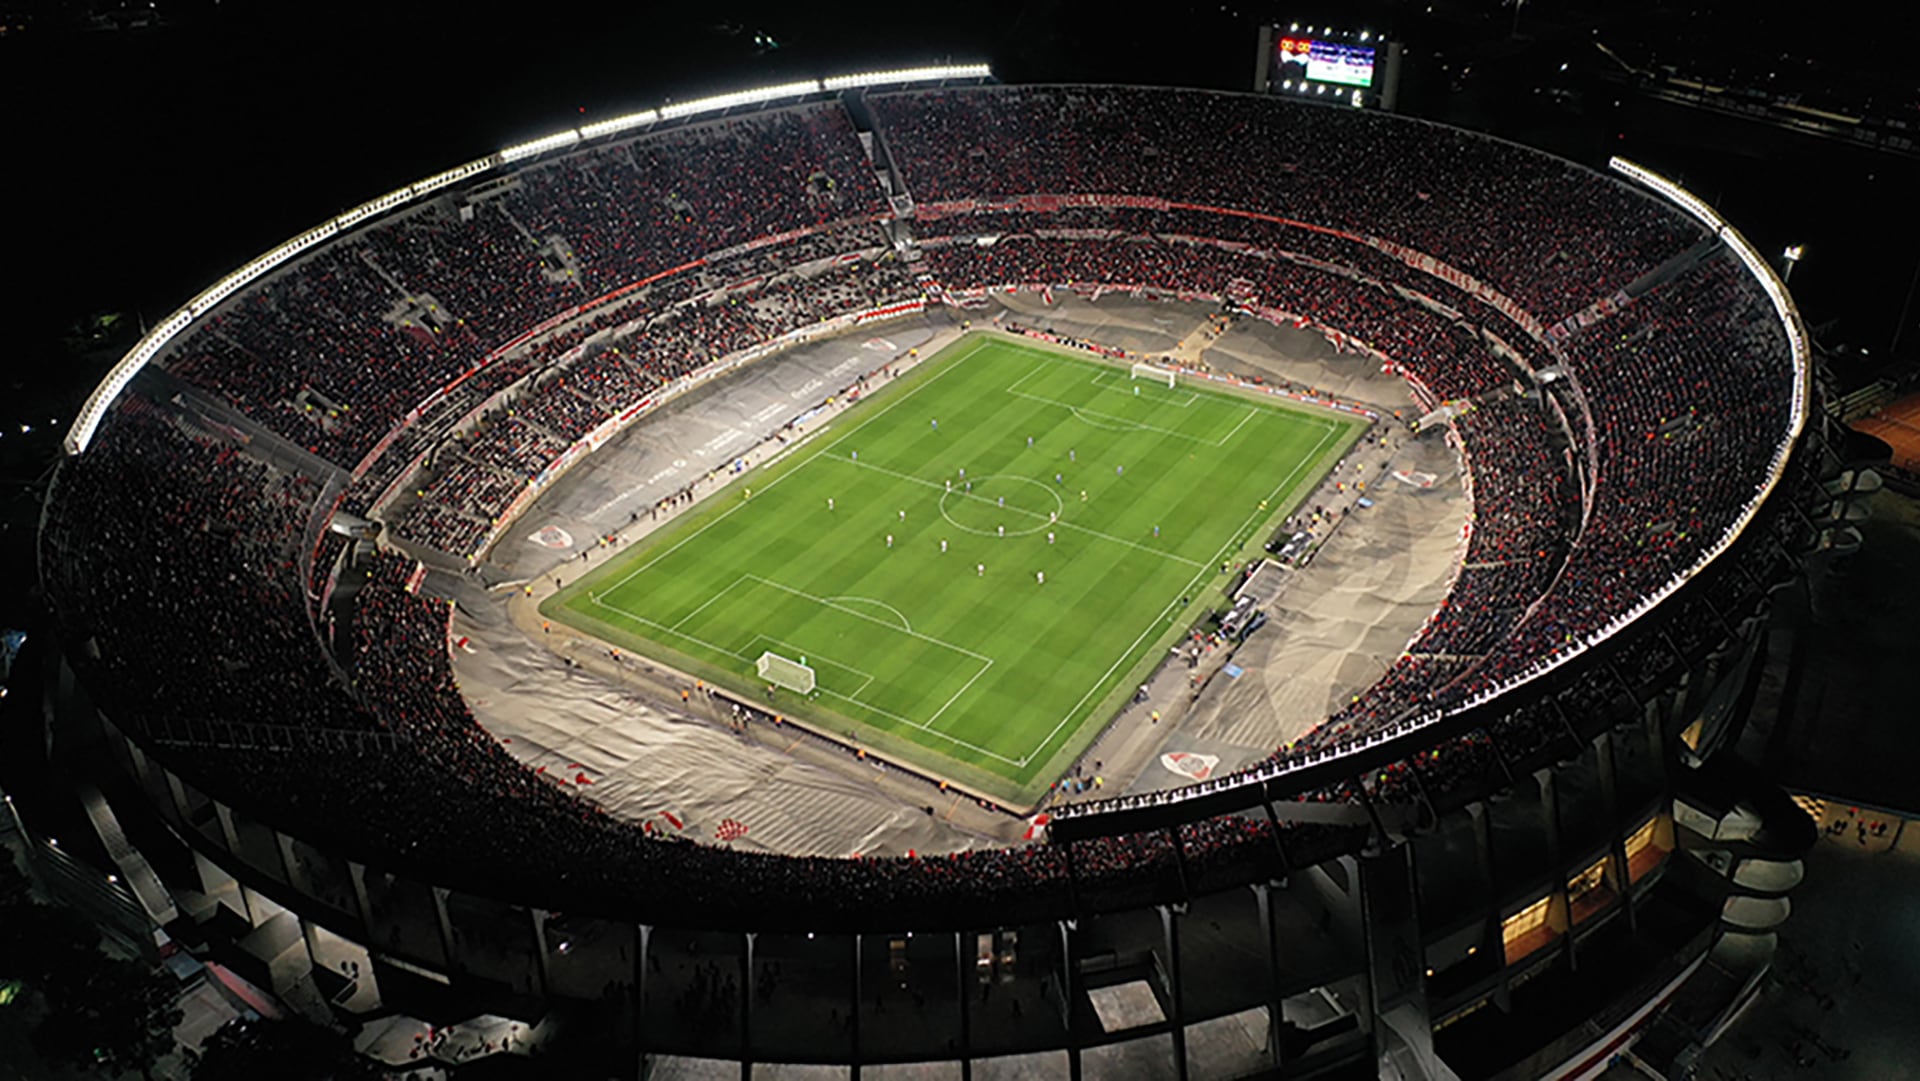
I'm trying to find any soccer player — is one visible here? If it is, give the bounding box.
[827,497,834,511]
[851,450,858,461]
[958,467,966,479]
[1036,571,1045,584]
[1047,531,1055,544]
[997,524,1005,537]
[1069,448,1076,462]
[899,509,906,521]
[1055,472,1063,485]
[945,479,952,492]
[1153,524,1160,537]
[1133,385,1140,396]
[931,418,938,431]
[1026,435,1034,447]
[940,538,948,553]
[977,563,985,576]
[1116,464,1124,476]
[1080,490,1088,502]
[996,495,1005,508]
[886,534,894,548]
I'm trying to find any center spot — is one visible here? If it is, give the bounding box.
[938,475,1064,538]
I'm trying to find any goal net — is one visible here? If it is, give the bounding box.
[1129,361,1177,389]
[756,651,816,694]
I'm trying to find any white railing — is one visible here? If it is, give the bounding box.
[62,63,990,456]
[1052,159,1809,822]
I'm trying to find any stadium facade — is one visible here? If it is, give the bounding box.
[27,71,1861,1079]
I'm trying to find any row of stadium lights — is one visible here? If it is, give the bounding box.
[1278,79,1367,107]
[1059,159,1809,824]
[1289,23,1372,40]
[63,64,991,456]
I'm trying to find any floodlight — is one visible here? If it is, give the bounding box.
[1783,245,1804,262]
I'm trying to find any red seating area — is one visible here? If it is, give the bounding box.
[873,86,1701,321]
[43,86,1799,925]
[162,104,887,471]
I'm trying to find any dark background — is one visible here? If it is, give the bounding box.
[2,0,1917,626]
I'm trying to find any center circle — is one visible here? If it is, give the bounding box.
[938,474,1065,537]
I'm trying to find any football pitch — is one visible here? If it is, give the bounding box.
[542,334,1366,806]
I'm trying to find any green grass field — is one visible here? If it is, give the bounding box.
[542,334,1365,806]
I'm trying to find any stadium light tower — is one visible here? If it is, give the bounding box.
[1782,244,1805,283]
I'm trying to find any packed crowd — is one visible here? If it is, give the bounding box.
[923,235,1517,400]
[918,203,1548,366]
[163,103,887,474]
[43,399,352,737]
[46,386,1785,926]
[392,256,920,556]
[1246,250,1793,775]
[1405,395,1574,657]
[873,85,1702,321]
[45,87,1800,926]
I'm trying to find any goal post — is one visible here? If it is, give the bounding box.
[756,651,816,694]
[1129,361,1177,389]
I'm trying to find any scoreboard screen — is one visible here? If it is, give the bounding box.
[1275,36,1376,88]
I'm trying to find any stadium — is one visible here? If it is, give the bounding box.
[30,67,1849,1079]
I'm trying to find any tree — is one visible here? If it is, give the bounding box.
[190,1016,382,1081]
[31,956,182,1081]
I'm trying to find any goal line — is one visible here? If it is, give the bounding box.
[756,651,816,695]
[1129,361,1178,389]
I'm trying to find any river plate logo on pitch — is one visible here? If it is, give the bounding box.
[1161,751,1219,781]
[529,524,574,550]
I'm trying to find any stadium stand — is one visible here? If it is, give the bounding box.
[40,84,1802,931]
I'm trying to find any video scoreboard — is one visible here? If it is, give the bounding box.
[1277,35,1376,87]
[1256,23,1400,110]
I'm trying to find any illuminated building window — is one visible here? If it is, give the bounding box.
[1567,857,1615,924]
[1501,896,1557,964]
[1626,815,1671,884]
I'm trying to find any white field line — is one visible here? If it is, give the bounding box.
[1088,369,1200,407]
[818,451,1209,570]
[669,575,745,631]
[597,590,1015,762]
[741,574,991,662]
[587,336,994,601]
[1004,364,1266,448]
[823,595,912,633]
[1014,418,1347,766]
[589,596,752,664]
[579,336,1348,771]
[924,657,995,730]
[814,684,1017,764]
[743,634,876,698]
[1218,407,1260,445]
